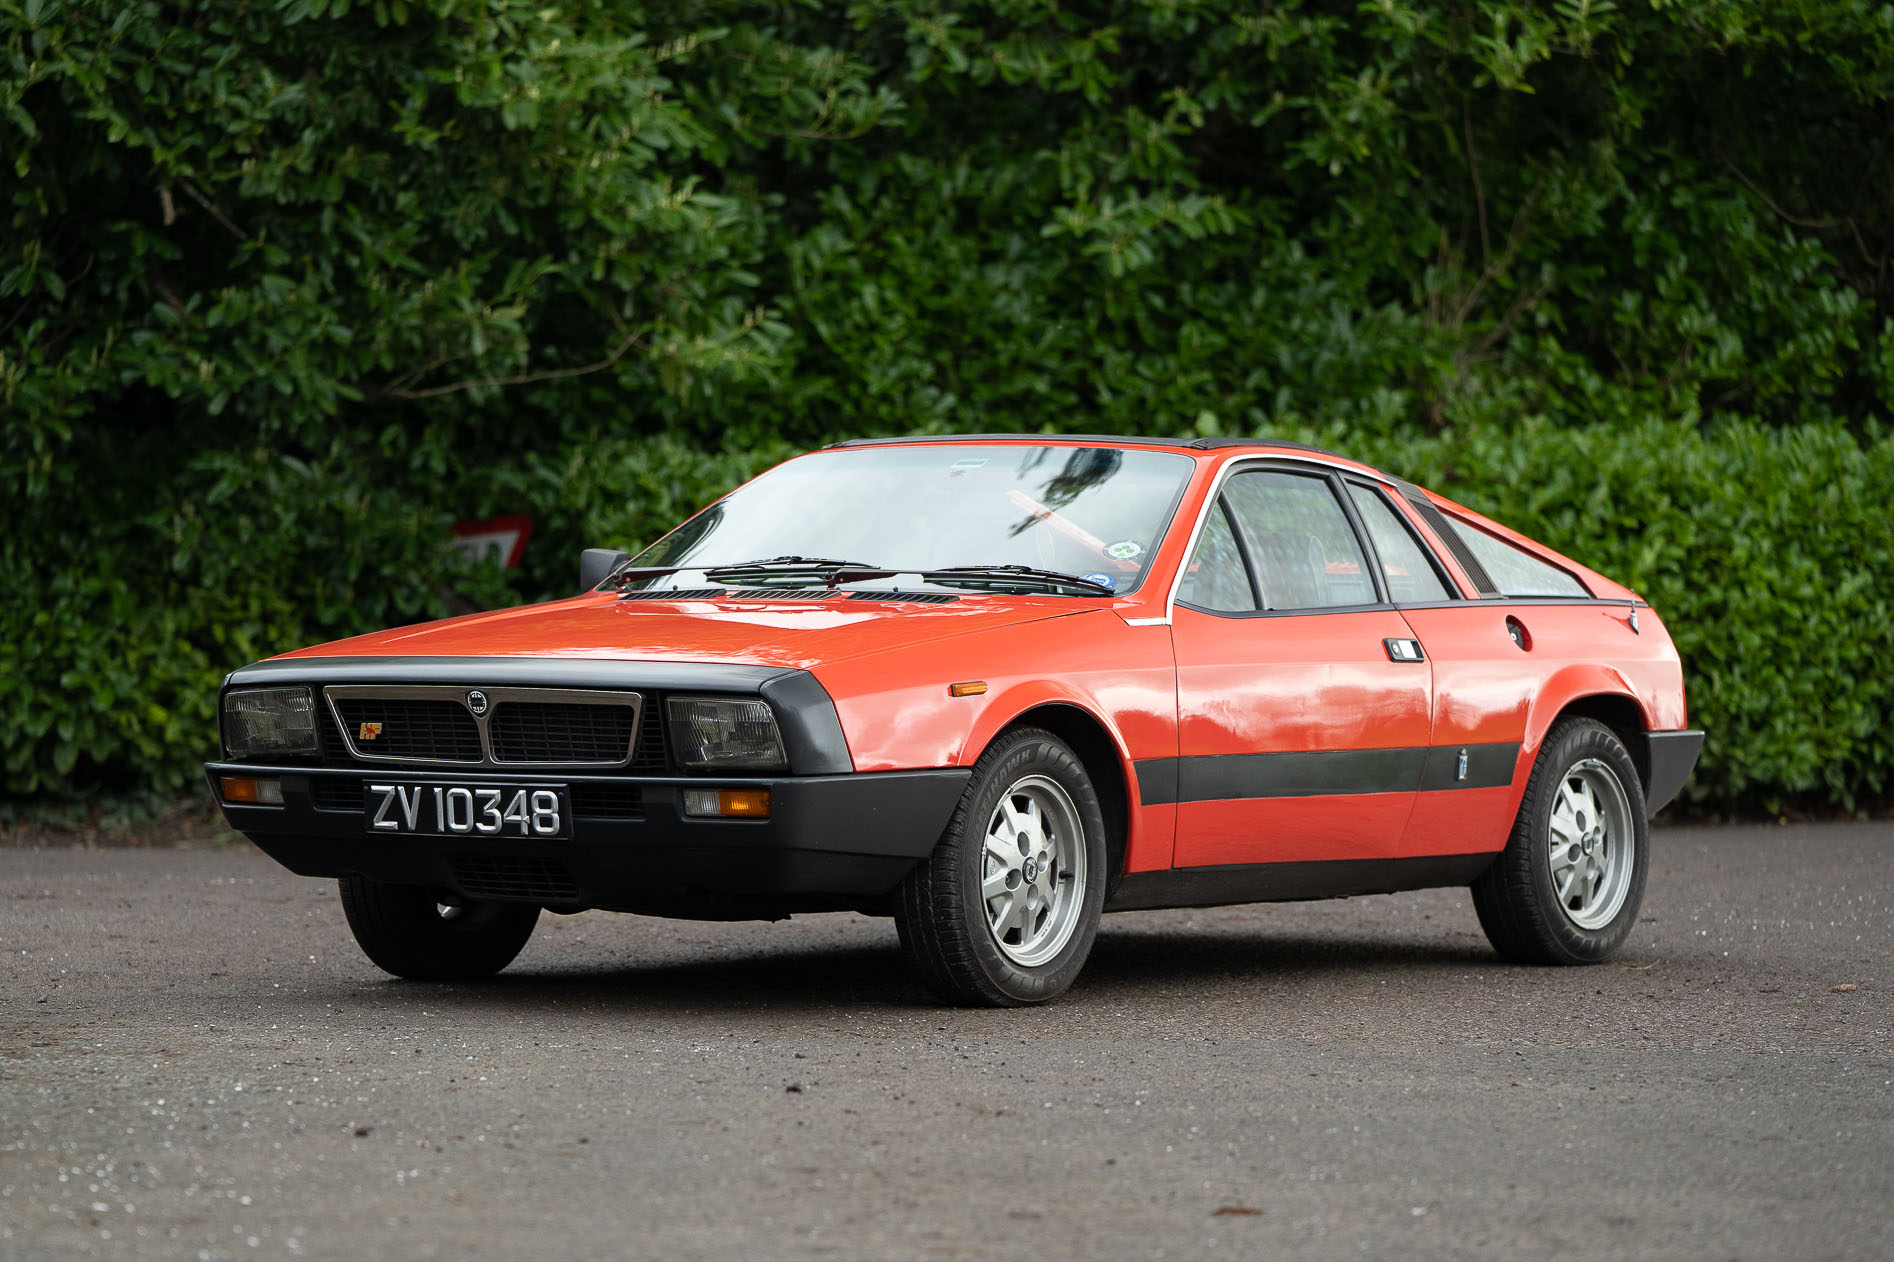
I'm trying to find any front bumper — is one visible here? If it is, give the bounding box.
[204,762,971,918]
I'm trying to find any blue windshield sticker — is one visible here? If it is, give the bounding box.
[1081,572,1116,591]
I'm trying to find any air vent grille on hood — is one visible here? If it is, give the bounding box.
[726,588,844,601]
[847,591,961,605]
[618,588,729,601]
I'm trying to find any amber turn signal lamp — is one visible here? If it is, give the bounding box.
[220,776,283,805]
[718,789,771,818]
[948,681,988,697]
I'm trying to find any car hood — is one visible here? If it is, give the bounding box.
[269,591,1095,671]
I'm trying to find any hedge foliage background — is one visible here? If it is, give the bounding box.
[4,0,1891,813]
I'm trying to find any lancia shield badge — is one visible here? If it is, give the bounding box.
[466,690,489,716]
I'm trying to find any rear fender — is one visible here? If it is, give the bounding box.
[1520,666,1656,801]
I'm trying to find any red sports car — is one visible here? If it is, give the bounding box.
[206,436,1701,1005]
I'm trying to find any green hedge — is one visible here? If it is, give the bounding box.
[1347,419,1894,812]
[5,417,1885,814]
[4,1,1893,812]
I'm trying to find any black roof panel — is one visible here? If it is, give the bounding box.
[822,433,1345,459]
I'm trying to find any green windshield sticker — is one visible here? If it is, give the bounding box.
[1105,540,1143,560]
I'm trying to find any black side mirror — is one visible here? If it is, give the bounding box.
[579,548,632,592]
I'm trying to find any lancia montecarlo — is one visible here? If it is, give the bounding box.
[206,436,1702,1006]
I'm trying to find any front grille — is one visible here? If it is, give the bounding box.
[312,686,672,772]
[309,777,363,811]
[571,782,644,819]
[332,699,483,762]
[316,703,351,761]
[450,855,578,903]
[632,702,667,771]
[490,702,637,765]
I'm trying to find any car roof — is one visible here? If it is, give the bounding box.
[819,433,1390,480]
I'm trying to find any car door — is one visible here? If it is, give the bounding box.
[1168,466,1433,868]
[1376,487,1598,855]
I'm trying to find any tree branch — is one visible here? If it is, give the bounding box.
[364,326,649,401]
[179,180,249,243]
[1464,101,1490,271]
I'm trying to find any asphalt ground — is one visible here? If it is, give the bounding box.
[2,821,1889,1261]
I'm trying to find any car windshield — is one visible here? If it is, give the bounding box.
[627,444,1196,595]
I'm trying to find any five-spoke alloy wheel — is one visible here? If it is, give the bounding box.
[979,773,1089,968]
[1472,717,1649,964]
[896,727,1107,1006]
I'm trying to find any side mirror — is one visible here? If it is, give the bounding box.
[579,547,632,592]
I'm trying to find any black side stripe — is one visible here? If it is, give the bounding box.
[1135,742,1519,806]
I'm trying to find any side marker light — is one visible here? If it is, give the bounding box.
[948,681,988,697]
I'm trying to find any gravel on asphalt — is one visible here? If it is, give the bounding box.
[2,821,1889,1260]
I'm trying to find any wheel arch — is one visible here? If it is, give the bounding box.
[980,700,1133,894]
[1531,681,1655,796]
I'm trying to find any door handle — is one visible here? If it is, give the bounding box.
[1384,637,1426,663]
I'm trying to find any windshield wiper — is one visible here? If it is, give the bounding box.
[702,556,894,585]
[921,565,1115,595]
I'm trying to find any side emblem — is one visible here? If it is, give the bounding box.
[358,722,383,741]
[466,690,489,716]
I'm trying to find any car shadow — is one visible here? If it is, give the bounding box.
[367,923,1501,1015]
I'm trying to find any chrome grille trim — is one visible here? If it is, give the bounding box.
[322,685,644,768]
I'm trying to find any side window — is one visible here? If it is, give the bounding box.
[1347,485,1452,604]
[1453,518,1591,598]
[1223,471,1375,610]
[1177,499,1256,612]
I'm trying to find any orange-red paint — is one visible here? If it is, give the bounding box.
[264,437,1694,882]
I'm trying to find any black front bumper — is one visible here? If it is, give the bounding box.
[205,763,971,919]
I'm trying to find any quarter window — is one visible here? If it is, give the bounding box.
[1347,485,1452,604]
[1222,472,1375,610]
[1452,518,1591,598]
[1177,500,1256,612]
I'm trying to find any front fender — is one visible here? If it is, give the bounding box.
[812,610,1173,771]
[809,610,1179,870]
[957,679,1134,773]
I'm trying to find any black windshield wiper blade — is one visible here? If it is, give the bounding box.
[921,565,1115,595]
[702,556,893,584]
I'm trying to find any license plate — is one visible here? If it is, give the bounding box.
[364,783,570,839]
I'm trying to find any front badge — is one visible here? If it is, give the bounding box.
[466,690,489,716]
[358,722,382,741]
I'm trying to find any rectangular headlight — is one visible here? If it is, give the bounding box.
[222,687,318,759]
[666,696,788,772]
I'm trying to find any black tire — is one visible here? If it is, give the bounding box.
[337,876,540,981]
[1472,717,1649,965]
[894,727,1108,1007]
